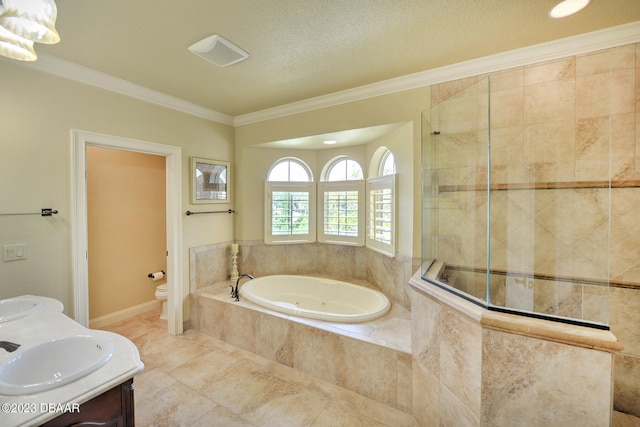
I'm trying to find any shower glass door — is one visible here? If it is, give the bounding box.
[421,76,610,329]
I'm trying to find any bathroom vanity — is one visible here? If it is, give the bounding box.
[40,378,134,427]
[0,296,144,427]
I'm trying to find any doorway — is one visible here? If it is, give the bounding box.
[72,129,183,334]
[86,146,166,325]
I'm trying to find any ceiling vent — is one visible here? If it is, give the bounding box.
[188,34,249,67]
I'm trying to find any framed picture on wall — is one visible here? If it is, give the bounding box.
[191,157,230,204]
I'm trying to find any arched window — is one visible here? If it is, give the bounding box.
[265,158,315,244]
[380,150,396,176]
[318,157,364,245]
[324,157,364,181]
[367,149,396,257]
[268,158,312,182]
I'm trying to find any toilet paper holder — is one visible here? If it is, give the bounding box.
[148,270,166,280]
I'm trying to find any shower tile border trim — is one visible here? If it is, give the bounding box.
[410,271,623,353]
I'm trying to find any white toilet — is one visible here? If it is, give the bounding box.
[154,283,168,320]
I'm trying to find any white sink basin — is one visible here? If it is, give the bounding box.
[0,335,115,395]
[0,297,44,323]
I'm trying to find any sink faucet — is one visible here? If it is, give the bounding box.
[0,341,20,353]
[231,274,254,301]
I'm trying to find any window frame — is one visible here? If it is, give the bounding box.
[324,157,364,181]
[265,158,316,245]
[267,157,313,182]
[265,181,316,244]
[317,180,365,246]
[379,150,396,176]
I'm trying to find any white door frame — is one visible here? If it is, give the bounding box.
[71,129,183,335]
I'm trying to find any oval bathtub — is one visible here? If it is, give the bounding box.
[239,275,391,323]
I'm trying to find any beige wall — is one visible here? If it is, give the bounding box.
[0,60,234,318]
[87,146,166,319]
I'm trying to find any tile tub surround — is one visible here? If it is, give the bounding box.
[229,240,417,310]
[189,242,233,292]
[191,279,413,413]
[98,309,640,427]
[410,272,622,427]
[101,309,418,426]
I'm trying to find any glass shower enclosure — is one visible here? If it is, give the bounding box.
[421,77,610,329]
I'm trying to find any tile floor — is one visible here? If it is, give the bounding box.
[100,309,418,427]
[101,309,640,427]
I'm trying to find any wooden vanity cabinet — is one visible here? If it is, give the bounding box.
[40,378,134,427]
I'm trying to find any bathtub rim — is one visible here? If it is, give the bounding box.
[239,274,391,323]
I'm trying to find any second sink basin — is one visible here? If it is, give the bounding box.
[0,297,44,323]
[0,335,115,395]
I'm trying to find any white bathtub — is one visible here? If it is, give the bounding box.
[239,275,391,323]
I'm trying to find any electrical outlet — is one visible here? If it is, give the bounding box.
[3,244,27,261]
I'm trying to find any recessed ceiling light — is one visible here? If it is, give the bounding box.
[323,140,337,145]
[549,0,590,18]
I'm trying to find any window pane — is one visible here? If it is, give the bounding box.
[289,162,310,182]
[347,160,364,180]
[269,162,290,181]
[382,152,396,176]
[272,191,310,235]
[268,159,311,182]
[369,188,392,243]
[323,190,359,236]
[326,158,363,182]
[328,160,347,181]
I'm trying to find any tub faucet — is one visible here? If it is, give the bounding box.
[232,274,254,301]
[0,341,20,353]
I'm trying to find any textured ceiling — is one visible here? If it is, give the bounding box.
[37,0,640,117]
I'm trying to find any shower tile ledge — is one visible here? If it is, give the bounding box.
[409,272,623,353]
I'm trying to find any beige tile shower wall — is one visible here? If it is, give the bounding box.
[431,42,640,418]
[434,44,637,278]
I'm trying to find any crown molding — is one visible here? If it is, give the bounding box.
[14,54,235,126]
[7,21,640,127]
[234,20,640,126]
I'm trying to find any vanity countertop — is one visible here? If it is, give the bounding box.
[0,299,144,427]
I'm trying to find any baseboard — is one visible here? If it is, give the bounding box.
[89,299,161,329]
